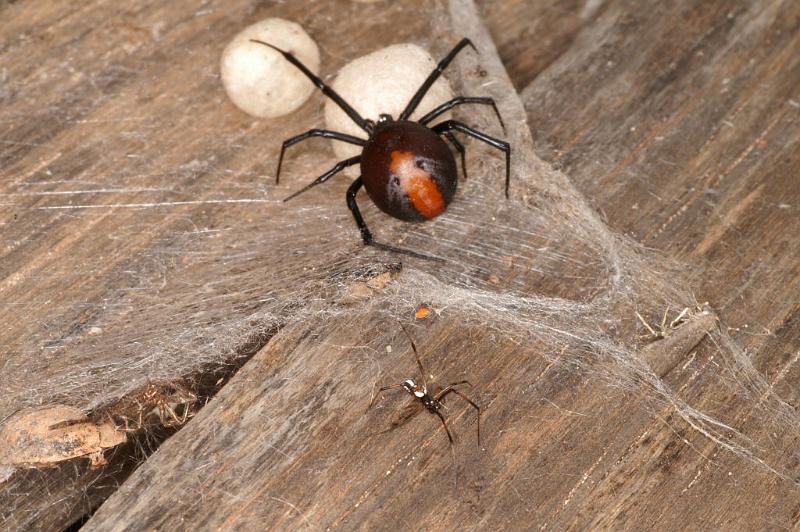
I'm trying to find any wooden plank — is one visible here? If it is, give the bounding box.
[511,0,800,529]
[0,0,486,528]
[480,0,605,91]
[84,0,616,526]
[1,0,798,530]
[2,0,577,528]
[83,0,800,530]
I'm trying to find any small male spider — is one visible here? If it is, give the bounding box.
[251,38,511,258]
[367,325,481,448]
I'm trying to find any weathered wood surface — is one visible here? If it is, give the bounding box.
[88,1,800,531]
[503,0,800,528]
[0,0,798,530]
[0,0,555,529]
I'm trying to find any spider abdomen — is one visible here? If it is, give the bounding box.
[361,120,457,222]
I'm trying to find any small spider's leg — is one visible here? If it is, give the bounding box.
[366,383,405,413]
[437,383,481,446]
[365,400,427,440]
[368,401,424,438]
[157,403,168,426]
[399,38,477,121]
[419,96,505,133]
[434,409,455,444]
[635,311,658,337]
[399,323,427,388]
[443,133,467,180]
[131,398,146,429]
[368,426,396,438]
[106,412,121,432]
[163,402,183,426]
[276,129,366,184]
[661,305,670,333]
[346,177,446,262]
[670,307,690,328]
[433,120,511,199]
[434,380,472,400]
[180,402,193,424]
[250,40,371,133]
[176,401,190,425]
[439,412,459,488]
[283,155,360,202]
[117,413,130,432]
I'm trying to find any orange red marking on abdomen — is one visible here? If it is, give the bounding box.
[389,150,445,219]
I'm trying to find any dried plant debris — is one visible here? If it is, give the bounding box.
[339,262,403,304]
[635,304,704,342]
[638,305,718,378]
[0,405,126,469]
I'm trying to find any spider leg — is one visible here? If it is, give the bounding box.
[346,177,374,245]
[434,409,454,444]
[176,404,190,425]
[400,38,477,121]
[434,380,472,400]
[419,96,505,133]
[399,323,427,388]
[436,381,481,446]
[169,403,183,425]
[368,400,424,438]
[366,383,405,413]
[433,120,511,199]
[157,403,170,426]
[114,412,130,432]
[276,129,366,184]
[433,408,460,488]
[346,177,445,262]
[284,155,360,202]
[443,133,467,180]
[132,398,147,429]
[250,40,371,133]
[160,401,189,427]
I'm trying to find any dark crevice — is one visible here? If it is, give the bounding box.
[57,323,284,531]
[55,261,402,529]
[63,512,91,532]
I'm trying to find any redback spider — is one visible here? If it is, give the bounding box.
[366,324,481,450]
[250,38,511,259]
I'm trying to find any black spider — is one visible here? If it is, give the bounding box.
[251,38,510,258]
[366,325,481,449]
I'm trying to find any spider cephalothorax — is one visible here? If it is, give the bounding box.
[251,38,510,258]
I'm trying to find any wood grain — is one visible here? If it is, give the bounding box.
[0,0,466,528]
[2,0,562,528]
[1,0,798,530]
[514,0,800,529]
[85,0,800,529]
